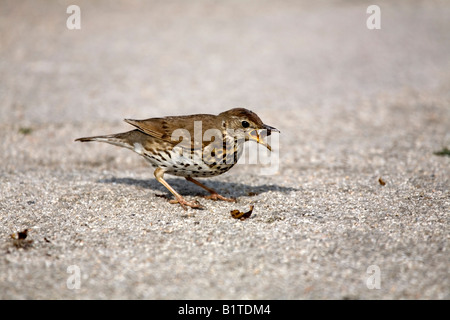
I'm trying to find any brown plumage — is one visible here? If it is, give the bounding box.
[76,108,279,210]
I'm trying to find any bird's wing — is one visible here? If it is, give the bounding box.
[124,115,218,149]
[124,118,167,140]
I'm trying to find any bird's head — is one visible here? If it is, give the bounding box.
[219,108,279,150]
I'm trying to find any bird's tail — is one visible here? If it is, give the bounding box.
[75,130,142,150]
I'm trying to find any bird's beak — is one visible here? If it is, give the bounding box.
[248,124,279,151]
[262,124,280,136]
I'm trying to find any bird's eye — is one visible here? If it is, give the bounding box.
[241,121,250,128]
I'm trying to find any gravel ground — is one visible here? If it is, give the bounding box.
[0,0,449,299]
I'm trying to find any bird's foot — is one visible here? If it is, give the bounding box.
[169,197,204,210]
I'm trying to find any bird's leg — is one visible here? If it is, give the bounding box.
[185,177,236,202]
[154,168,203,210]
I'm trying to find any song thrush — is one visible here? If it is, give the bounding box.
[76,108,279,210]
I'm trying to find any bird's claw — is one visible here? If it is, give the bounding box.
[170,198,204,210]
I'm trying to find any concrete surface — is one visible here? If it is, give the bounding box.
[0,0,449,299]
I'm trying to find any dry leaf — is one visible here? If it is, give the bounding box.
[10,229,33,249]
[230,205,254,220]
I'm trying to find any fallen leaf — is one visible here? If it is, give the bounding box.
[10,229,29,240]
[230,205,254,220]
[10,229,33,249]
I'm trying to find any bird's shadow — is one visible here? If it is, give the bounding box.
[98,176,297,199]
